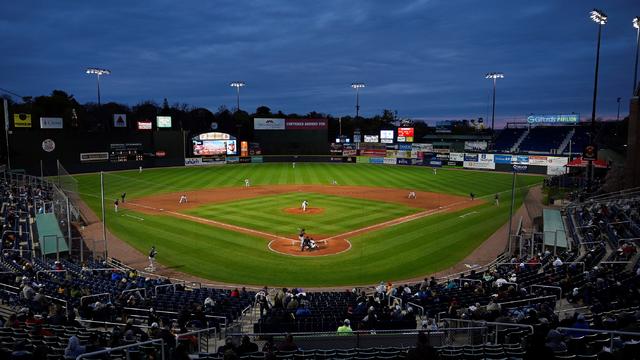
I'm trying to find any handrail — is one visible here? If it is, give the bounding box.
[406,302,425,318]
[122,287,147,299]
[154,283,177,296]
[80,292,111,306]
[122,306,229,329]
[76,338,165,360]
[76,318,152,330]
[529,284,563,299]
[36,269,67,282]
[175,326,218,353]
[444,318,534,345]
[557,326,640,350]
[458,278,483,286]
[388,294,402,307]
[554,306,590,315]
[496,295,557,307]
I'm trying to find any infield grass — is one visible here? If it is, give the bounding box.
[75,163,542,286]
[184,192,419,236]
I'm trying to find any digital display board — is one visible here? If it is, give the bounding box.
[526,114,579,124]
[193,140,236,156]
[156,116,172,128]
[137,121,152,130]
[397,128,414,142]
[380,130,394,144]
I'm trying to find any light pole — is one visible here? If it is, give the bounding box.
[485,72,504,131]
[351,83,365,118]
[85,68,111,106]
[230,81,245,112]
[589,9,607,186]
[633,17,640,95]
[617,97,622,120]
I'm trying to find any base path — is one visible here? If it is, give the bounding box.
[125,185,480,257]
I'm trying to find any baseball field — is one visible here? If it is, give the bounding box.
[74,163,542,287]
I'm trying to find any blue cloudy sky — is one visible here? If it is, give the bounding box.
[0,0,638,126]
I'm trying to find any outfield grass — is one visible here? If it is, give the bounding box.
[75,163,542,286]
[184,192,419,236]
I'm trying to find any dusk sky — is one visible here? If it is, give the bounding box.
[1,0,639,127]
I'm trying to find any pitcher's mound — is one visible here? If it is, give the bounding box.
[283,207,324,215]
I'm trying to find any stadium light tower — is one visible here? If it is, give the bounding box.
[85,68,111,106]
[587,9,607,186]
[485,72,504,131]
[351,82,365,118]
[230,81,245,112]
[633,16,640,95]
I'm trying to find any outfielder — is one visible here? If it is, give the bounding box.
[433,168,437,175]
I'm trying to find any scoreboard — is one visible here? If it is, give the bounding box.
[109,143,144,163]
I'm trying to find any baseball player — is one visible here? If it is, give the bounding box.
[433,167,437,175]
[408,191,416,199]
[470,192,476,201]
[292,162,296,169]
[331,179,338,185]
[244,178,251,187]
[139,166,143,174]
[298,229,306,251]
[179,194,188,204]
[121,192,126,203]
[147,246,158,272]
[114,199,119,213]
[301,200,308,212]
[494,193,499,206]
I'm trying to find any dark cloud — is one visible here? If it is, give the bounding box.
[0,0,638,126]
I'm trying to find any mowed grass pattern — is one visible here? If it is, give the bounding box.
[185,192,419,237]
[75,163,542,286]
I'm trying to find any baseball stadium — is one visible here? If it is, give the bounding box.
[1,2,640,359]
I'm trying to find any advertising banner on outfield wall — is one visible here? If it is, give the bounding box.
[360,149,387,157]
[13,114,32,128]
[226,156,239,164]
[383,157,397,165]
[370,157,384,164]
[184,157,204,166]
[464,153,479,162]
[356,156,370,163]
[464,161,496,170]
[80,152,109,162]
[398,143,413,151]
[494,154,512,164]
[254,118,285,130]
[386,150,398,158]
[411,143,433,158]
[546,156,569,167]
[547,166,568,175]
[478,154,494,163]
[343,144,357,156]
[396,158,411,165]
[251,156,264,163]
[528,155,549,166]
[429,159,443,167]
[450,153,464,162]
[397,150,412,159]
[512,155,529,164]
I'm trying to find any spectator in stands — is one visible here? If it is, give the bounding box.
[337,319,353,334]
[553,257,563,267]
[237,335,259,354]
[295,304,311,318]
[406,332,438,359]
[545,329,567,352]
[217,337,237,355]
[230,288,240,298]
[65,335,86,358]
[277,334,299,351]
[286,296,299,310]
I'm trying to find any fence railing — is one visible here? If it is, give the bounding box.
[76,338,166,360]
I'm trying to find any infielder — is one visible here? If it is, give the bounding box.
[179,194,188,204]
[301,200,309,212]
[408,191,416,199]
[331,179,338,185]
[244,178,251,187]
[494,193,499,206]
[114,199,119,213]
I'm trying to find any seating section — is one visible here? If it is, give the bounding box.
[518,127,572,153]
[494,128,526,152]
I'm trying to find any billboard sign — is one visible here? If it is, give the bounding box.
[113,114,127,128]
[364,135,379,143]
[464,141,487,151]
[254,118,285,130]
[512,155,529,165]
[285,118,328,130]
[478,153,494,163]
[464,153,479,162]
[464,161,495,170]
[40,117,63,129]
[429,159,443,167]
[528,155,549,166]
[526,114,579,124]
[156,116,172,128]
[184,157,204,166]
[397,127,414,142]
[380,130,394,144]
[240,141,249,157]
[137,121,152,130]
[80,152,109,162]
[369,157,384,164]
[449,152,464,162]
[13,113,32,128]
[512,164,529,173]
